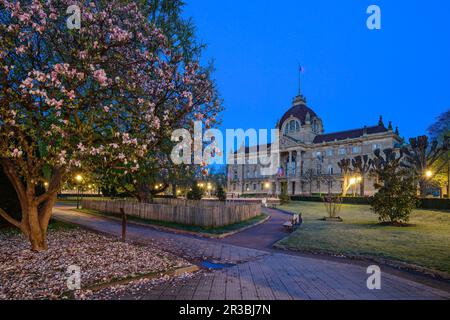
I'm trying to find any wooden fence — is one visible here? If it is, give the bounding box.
[81,199,261,228]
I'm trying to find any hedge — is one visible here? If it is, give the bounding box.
[290,195,450,210]
[290,195,372,205]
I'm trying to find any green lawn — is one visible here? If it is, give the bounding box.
[275,201,450,275]
[77,208,268,235]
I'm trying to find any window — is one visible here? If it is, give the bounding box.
[339,148,346,155]
[373,143,381,151]
[285,119,300,135]
[328,165,334,175]
[233,170,238,180]
[289,120,296,131]
[233,184,236,191]
[326,149,333,157]
[253,184,257,191]
[313,120,319,132]
[316,163,322,175]
[352,146,361,154]
[315,151,322,158]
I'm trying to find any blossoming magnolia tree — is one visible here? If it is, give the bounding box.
[0,0,220,251]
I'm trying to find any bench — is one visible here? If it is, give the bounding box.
[283,213,302,232]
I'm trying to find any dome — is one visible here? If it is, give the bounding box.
[278,95,318,128]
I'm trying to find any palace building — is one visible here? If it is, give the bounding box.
[227,93,402,196]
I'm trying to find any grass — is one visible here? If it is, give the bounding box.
[0,220,77,235]
[76,208,268,235]
[275,201,450,275]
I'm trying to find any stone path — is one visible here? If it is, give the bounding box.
[53,205,450,300]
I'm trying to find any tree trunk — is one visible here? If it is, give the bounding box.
[25,193,57,251]
[172,184,177,198]
[360,177,365,196]
[419,179,427,197]
[0,160,60,252]
[136,191,152,203]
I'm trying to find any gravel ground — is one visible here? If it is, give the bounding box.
[0,227,191,300]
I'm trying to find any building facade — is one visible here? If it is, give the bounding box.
[227,93,402,196]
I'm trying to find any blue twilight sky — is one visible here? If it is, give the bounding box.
[183,0,450,141]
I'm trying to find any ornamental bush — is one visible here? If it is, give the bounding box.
[371,149,419,224]
[186,183,204,200]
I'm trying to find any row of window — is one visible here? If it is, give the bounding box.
[284,119,321,135]
[232,183,265,192]
[314,144,382,158]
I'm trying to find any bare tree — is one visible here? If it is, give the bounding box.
[337,159,353,196]
[320,174,336,194]
[301,169,316,195]
[402,136,448,196]
[351,155,372,196]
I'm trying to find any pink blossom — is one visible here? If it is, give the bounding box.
[77,143,87,152]
[18,13,31,23]
[11,148,23,158]
[67,90,76,100]
[79,51,88,60]
[16,45,26,54]
[93,69,108,87]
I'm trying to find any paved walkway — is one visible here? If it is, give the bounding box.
[53,205,450,300]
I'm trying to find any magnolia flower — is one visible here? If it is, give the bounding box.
[67,90,76,100]
[11,148,23,158]
[16,45,26,54]
[93,69,108,87]
[77,143,87,152]
[79,51,88,60]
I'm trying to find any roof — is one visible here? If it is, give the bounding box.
[278,95,318,127]
[313,125,388,143]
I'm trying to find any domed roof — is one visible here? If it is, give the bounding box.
[278,95,318,128]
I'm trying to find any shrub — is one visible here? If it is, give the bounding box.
[216,185,227,201]
[186,182,204,200]
[322,195,342,219]
[371,149,419,224]
[279,183,290,205]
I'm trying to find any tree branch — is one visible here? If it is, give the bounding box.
[0,208,22,230]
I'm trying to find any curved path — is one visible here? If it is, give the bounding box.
[53,205,450,300]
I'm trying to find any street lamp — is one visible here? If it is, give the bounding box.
[75,174,83,209]
[207,183,212,197]
[425,170,433,179]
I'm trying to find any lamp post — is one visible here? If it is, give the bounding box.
[264,182,271,196]
[207,183,212,197]
[75,174,83,209]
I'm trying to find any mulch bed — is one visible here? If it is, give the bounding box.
[0,228,191,299]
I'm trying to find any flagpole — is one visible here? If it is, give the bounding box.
[298,64,301,95]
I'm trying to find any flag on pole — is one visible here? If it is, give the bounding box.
[299,65,305,73]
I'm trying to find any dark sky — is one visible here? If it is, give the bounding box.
[184,0,450,141]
